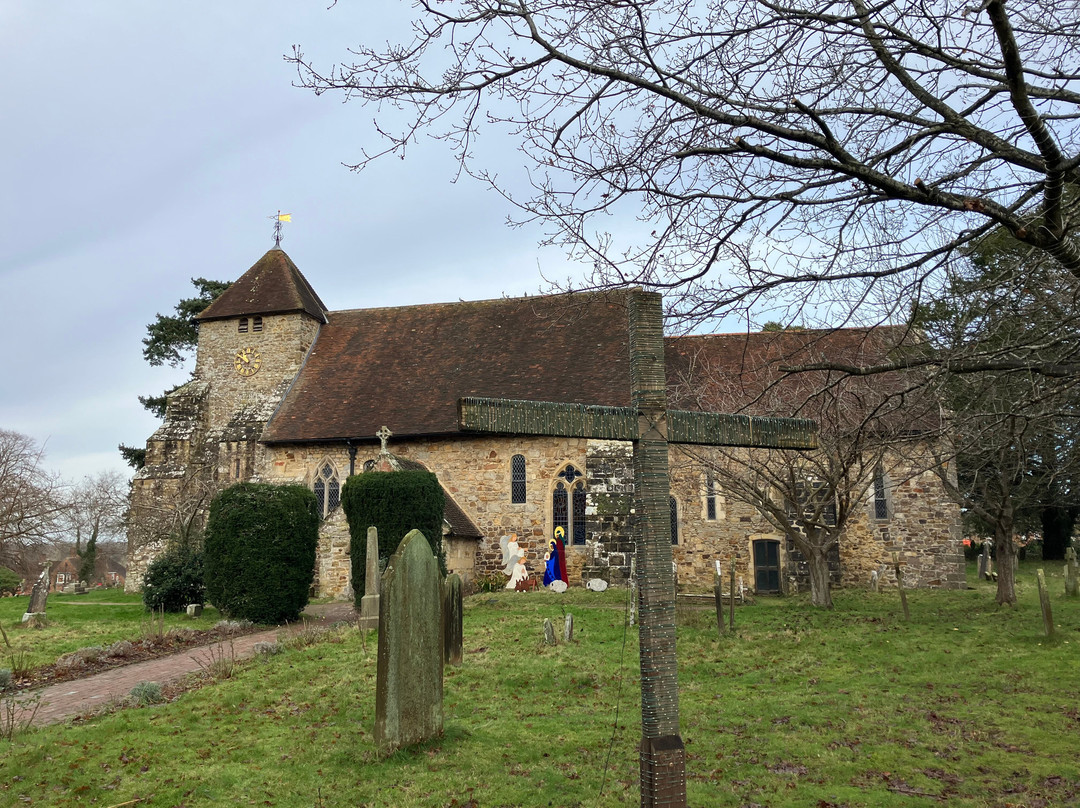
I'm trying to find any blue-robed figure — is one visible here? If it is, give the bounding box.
[544,526,568,587]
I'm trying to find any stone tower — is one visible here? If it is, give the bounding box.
[126,248,327,590]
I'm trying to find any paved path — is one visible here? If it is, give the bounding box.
[12,603,357,728]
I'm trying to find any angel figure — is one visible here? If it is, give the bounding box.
[500,533,523,576]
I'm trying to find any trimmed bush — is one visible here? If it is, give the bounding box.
[0,566,20,595]
[142,545,205,613]
[342,470,446,606]
[203,483,319,624]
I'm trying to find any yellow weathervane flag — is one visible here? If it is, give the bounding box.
[277,213,292,222]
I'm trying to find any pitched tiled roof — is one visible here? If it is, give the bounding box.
[197,249,327,323]
[665,326,940,432]
[262,291,634,443]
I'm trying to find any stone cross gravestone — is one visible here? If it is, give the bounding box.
[22,566,50,623]
[359,526,381,631]
[443,573,463,666]
[458,290,817,808]
[375,530,443,753]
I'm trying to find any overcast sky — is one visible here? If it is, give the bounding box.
[1,2,599,484]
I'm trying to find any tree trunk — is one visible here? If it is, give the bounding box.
[806,547,834,609]
[994,517,1017,606]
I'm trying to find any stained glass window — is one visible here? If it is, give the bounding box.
[705,470,717,521]
[873,467,889,520]
[553,481,569,538]
[572,481,586,545]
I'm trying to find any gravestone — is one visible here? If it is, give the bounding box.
[375,530,443,753]
[564,613,574,643]
[359,526,381,631]
[21,566,49,624]
[443,573,463,666]
[1037,569,1054,637]
[978,542,992,581]
[543,618,557,646]
[186,604,203,618]
[1064,548,1078,597]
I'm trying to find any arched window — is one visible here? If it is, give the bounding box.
[704,469,717,521]
[553,464,587,545]
[511,454,526,503]
[313,461,341,518]
[873,466,890,520]
[670,496,679,545]
[238,317,249,333]
[252,316,263,332]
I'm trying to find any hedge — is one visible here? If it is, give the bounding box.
[341,470,445,607]
[204,483,319,623]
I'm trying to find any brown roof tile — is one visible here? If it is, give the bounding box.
[197,249,327,322]
[262,291,634,443]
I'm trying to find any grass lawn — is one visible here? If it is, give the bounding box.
[1,562,1078,807]
[0,589,226,672]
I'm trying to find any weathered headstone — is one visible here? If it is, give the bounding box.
[979,542,992,581]
[21,567,49,624]
[443,573,463,666]
[1037,568,1054,637]
[892,553,911,622]
[186,603,203,618]
[359,526,381,631]
[564,613,574,643]
[543,618,557,646]
[375,530,443,754]
[1064,548,1078,597]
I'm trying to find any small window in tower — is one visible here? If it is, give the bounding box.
[252,316,263,332]
[238,317,248,333]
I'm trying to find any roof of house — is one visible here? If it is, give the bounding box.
[197,248,328,323]
[262,290,635,444]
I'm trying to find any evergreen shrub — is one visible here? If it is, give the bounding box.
[0,566,20,596]
[203,483,319,623]
[341,470,446,606]
[142,544,205,613]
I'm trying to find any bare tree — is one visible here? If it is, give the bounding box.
[292,0,1080,342]
[63,470,129,583]
[670,327,935,606]
[0,429,65,580]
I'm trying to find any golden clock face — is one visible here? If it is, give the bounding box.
[234,347,262,377]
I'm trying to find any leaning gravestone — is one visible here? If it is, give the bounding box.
[375,530,443,754]
[978,542,992,581]
[443,573,463,666]
[359,526,381,631]
[22,567,50,624]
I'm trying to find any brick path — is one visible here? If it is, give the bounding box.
[11,603,357,728]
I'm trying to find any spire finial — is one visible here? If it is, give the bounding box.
[271,210,292,247]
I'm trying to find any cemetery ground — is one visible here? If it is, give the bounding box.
[1,563,1078,807]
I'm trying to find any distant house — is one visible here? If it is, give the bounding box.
[49,555,127,591]
[127,247,964,597]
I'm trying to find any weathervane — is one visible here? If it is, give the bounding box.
[270,210,292,247]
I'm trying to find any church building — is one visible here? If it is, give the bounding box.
[126,248,965,598]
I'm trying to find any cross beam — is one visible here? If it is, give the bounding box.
[459,398,818,449]
[457,291,817,807]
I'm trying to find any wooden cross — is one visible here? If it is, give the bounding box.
[458,290,817,808]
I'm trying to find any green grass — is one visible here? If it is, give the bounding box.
[1,562,1078,807]
[0,589,225,670]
